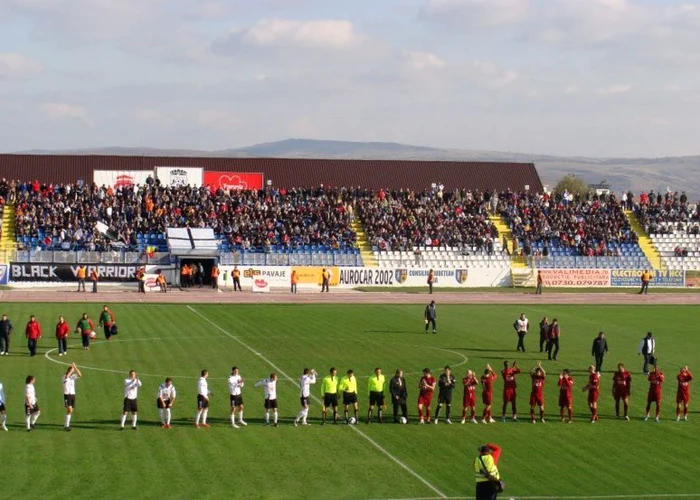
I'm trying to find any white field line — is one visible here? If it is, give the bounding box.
[43,337,220,379]
[187,305,448,499]
[367,494,700,500]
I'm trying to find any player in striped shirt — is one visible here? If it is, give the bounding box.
[195,370,210,429]
[255,373,279,427]
[228,366,247,428]
[25,375,41,432]
[294,368,317,426]
[0,378,8,431]
[157,378,177,429]
[62,363,82,431]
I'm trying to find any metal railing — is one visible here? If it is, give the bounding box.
[218,252,363,267]
[11,250,171,265]
[526,255,651,269]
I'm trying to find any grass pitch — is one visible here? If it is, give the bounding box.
[0,302,698,500]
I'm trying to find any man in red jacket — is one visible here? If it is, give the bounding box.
[25,315,42,357]
[55,316,70,356]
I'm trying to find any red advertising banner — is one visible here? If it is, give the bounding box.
[540,268,611,287]
[203,171,264,192]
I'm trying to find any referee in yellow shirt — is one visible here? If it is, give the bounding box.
[338,369,359,424]
[367,367,386,423]
[321,367,339,425]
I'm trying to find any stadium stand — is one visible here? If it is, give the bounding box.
[637,190,700,270]
[10,181,359,258]
[497,190,650,269]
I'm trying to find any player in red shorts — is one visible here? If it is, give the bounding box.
[501,360,521,422]
[645,365,664,422]
[460,370,479,424]
[676,366,693,421]
[612,363,632,420]
[557,369,574,423]
[417,368,436,424]
[529,361,546,423]
[479,364,497,424]
[582,365,600,423]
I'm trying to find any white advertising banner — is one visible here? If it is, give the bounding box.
[94,170,153,188]
[155,167,203,188]
[219,266,291,289]
[336,267,511,288]
[215,266,511,289]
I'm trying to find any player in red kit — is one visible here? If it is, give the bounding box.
[417,368,436,424]
[676,366,692,421]
[645,365,664,422]
[612,363,632,420]
[480,364,497,424]
[460,370,479,424]
[529,361,546,423]
[501,360,521,422]
[582,365,600,423]
[558,369,574,423]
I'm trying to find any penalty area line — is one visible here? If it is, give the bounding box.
[187,305,448,500]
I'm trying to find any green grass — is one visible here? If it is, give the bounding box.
[0,303,699,500]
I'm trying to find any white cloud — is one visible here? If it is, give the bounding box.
[421,0,530,27]
[600,84,632,95]
[404,51,446,71]
[243,19,361,49]
[564,85,579,94]
[196,108,242,129]
[0,52,42,79]
[41,102,94,127]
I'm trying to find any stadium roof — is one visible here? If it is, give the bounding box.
[0,154,543,193]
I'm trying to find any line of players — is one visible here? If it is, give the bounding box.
[0,361,692,432]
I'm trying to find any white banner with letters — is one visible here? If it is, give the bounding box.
[94,170,153,188]
[155,167,203,188]
[216,266,511,289]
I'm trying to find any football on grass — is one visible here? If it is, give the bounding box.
[348,417,356,425]
[90,331,97,339]
[400,417,407,424]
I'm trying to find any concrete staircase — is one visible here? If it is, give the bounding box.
[0,202,16,262]
[625,210,661,269]
[490,214,527,269]
[352,211,377,267]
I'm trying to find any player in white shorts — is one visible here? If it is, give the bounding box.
[25,375,41,432]
[0,378,8,431]
[255,373,279,427]
[156,378,177,429]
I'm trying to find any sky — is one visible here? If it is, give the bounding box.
[0,0,698,157]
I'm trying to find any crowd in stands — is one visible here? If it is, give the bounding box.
[356,188,499,252]
[5,174,699,259]
[498,189,638,257]
[634,190,700,235]
[9,178,358,252]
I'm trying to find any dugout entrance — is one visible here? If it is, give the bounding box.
[166,227,219,287]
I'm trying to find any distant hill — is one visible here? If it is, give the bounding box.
[12,139,700,199]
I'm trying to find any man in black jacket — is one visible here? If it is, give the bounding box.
[591,331,608,373]
[424,301,437,334]
[0,313,12,355]
[389,369,408,423]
